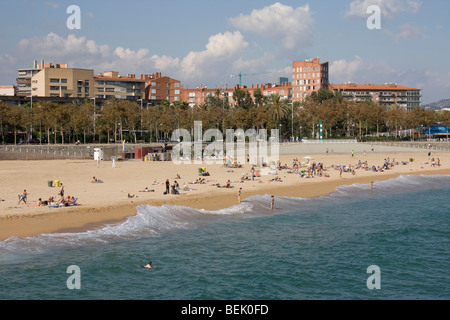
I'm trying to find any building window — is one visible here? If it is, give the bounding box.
[151,82,157,87]
[50,86,60,91]
[175,90,180,95]
[50,79,59,83]
[61,79,68,84]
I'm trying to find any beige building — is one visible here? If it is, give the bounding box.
[94,72,145,100]
[329,83,422,110]
[31,67,95,98]
[17,60,69,96]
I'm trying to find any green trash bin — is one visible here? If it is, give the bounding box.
[48,180,53,187]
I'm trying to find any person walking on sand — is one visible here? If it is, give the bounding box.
[59,183,64,197]
[270,195,275,211]
[238,188,242,203]
[18,190,28,205]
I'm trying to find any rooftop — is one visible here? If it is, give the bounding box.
[330,83,421,91]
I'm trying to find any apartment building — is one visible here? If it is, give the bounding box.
[292,57,329,103]
[143,72,181,103]
[180,82,293,108]
[329,83,422,110]
[31,67,95,98]
[16,60,69,97]
[94,72,145,100]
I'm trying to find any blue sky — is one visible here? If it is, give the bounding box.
[1,0,449,103]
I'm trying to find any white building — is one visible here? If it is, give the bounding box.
[0,85,17,96]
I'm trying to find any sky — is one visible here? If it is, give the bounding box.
[0,0,449,104]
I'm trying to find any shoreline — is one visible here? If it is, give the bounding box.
[1,147,449,241]
[1,166,449,241]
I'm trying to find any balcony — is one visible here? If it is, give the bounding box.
[16,78,30,84]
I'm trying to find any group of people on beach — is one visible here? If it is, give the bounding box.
[15,182,77,207]
[164,179,180,195]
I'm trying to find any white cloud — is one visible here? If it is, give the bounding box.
[229,2,314,50]
[383,23,427,40]
[114,47,149,60]
[8,31,249,86]
[18,33,110,59]
[346,0,421,19]
[44,2,59,9]
[179,31,248,78]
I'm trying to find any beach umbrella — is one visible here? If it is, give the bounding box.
[304,156,314,160]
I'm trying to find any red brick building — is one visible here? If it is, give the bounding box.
[292,58,329,103]
[142,72,181,103]
[179,82,293,108]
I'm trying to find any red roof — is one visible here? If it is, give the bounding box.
[330,83,421,91]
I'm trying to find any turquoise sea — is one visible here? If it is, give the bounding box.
[0,174,449,301]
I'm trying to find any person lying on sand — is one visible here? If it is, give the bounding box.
[139,187,155,192]
[91,176,103,183]
[128,193,137,198]
[38,198,48,206]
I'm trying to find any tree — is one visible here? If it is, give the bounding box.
[0,102,9,144]
[233,88,254,110]
[266,93,290,129]
[253,89,264,108]
[6,104,24,145]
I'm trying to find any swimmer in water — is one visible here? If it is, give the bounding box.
[144,261,155,269]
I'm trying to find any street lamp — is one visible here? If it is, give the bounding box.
[279,124,282,142]
[291,104,294,142]
[27,95,34,141]
[90,97,96,143]
[137,98,144,139]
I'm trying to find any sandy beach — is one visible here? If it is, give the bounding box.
[1,145,449,240]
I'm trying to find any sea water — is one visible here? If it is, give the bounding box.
[0,174,449,300]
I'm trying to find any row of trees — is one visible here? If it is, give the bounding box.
[0,88,448,145]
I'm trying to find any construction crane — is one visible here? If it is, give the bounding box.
[230,71,271,87]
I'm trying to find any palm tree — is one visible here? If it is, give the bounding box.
[266,93,290,129]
